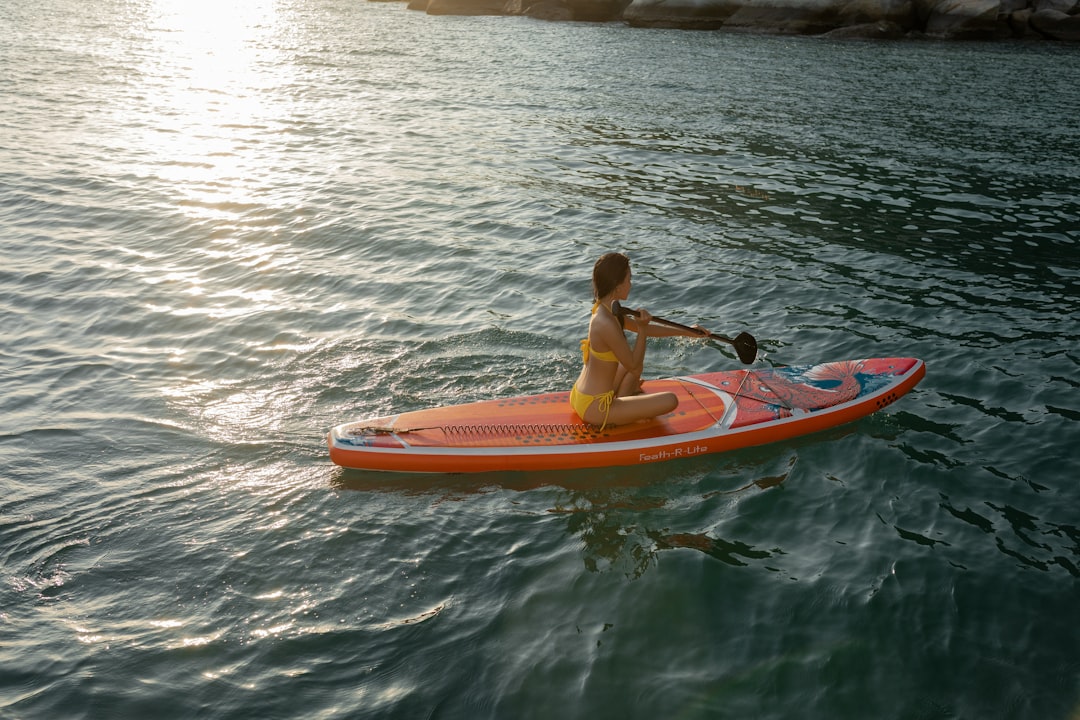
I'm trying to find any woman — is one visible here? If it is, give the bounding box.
[570,253,709,429]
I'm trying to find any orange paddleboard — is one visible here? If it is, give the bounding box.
[328,357,925,474]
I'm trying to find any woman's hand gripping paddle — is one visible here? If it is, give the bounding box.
[613,302,758,365]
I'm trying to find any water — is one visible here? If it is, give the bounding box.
[2,0,1078,717]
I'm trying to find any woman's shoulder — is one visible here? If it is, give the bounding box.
[590,308,622,337]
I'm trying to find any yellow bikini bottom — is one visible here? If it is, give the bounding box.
[570,384,614,430]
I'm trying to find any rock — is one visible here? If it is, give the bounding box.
[717,0,915,34]
[426,0,506,14]
[919,0,1005,38]
[1006,7,1042,35]
[841,0,918,27]
[514,0,576,17]
[722,4,842,33]
[623,0,742,28]
[505,0,625,19]
[1033,0,1078,13]
[819,18,908,34]
[720,0,847,34]
[1030,7,1080,38]
[536,2,577,18]
[393,0,1080,38]
[565,0,631,19]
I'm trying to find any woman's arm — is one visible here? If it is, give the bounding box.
[624,310,707,339]
[596,311,648,377]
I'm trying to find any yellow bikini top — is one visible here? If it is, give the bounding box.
[581,340,618,364]
[581,301,619,364]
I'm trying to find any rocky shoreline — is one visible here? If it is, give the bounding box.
[394,0,1080,40]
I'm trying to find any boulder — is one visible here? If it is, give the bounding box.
[394,0,1080,37]
[505,0,625,19]
[919,0,1005,38]
[997,0,1028,12]
[427,0,506,14]
[840,0,917,26]
[719,0,914,33]
[1006,7,1044,35]
[568,0,632,19]
[623,0,743,28]
[1033,0,1078,13]
[1030,7,1080,37]
[718,0,843,33]
[723,3,844,33]
[624,0,917,32]
[511,0,576,17]
[820,18,908,34]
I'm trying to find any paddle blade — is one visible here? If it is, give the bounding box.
[732,332,757,364]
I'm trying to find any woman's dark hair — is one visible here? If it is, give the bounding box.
[592,252,630,301]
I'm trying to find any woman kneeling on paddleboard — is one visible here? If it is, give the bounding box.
[571,253,709,429]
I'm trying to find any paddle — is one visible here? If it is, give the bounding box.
[613,301,758,365]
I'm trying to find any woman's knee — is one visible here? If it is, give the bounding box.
[658,392,678,413]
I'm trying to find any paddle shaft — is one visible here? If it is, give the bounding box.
[615,303,758,364]
[617,306,732,343]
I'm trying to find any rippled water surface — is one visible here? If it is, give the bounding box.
[2,0,1078,717]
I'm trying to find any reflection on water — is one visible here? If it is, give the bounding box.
[649,531,777,568]
[337,453,797,580]
[554,457,797,577]
[939,494,1080,578]
[335,434,1080,583]
[705,455,798,496]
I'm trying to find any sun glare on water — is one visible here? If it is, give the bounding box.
[123,0,317,433]
[139,0,292,215]
[150,0,280,80]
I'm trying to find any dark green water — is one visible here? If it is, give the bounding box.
[1,0,1077,717]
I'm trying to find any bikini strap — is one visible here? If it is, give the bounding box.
[584,302,599,362]
[595,390,614,432]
